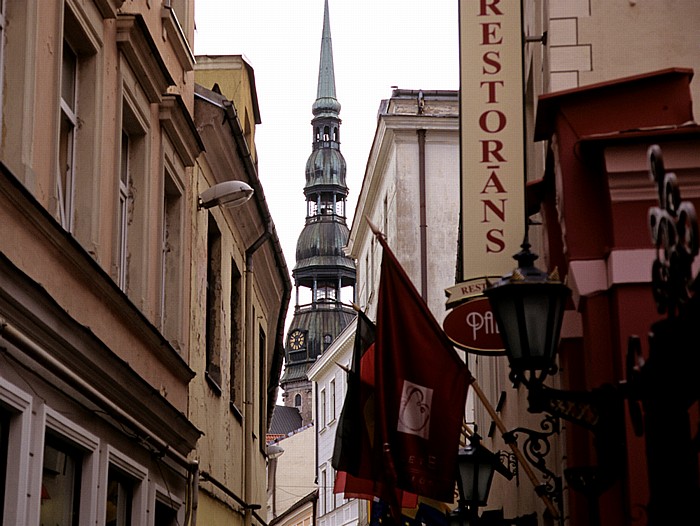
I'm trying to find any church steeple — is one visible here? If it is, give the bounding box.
[280,0,356,427]
[313,0,340,117]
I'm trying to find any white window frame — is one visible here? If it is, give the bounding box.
[35,406,100,526]
[100,445,148,526]
[152,482,184,526]
[320,388,326,428]
[319,467,327,516]
[0,378,32,525]
[329,379,336,423]
[58,39,78,232]
[118,130,130,290]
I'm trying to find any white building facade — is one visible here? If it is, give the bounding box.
[308,89,462,526]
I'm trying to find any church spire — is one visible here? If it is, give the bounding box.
[279,0,356,427]
[313,0,340,116]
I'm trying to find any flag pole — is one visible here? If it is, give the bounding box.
[470,379,561,519]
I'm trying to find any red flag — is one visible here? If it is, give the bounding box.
[334,471,418,508]
[374,235,472,503]
[332,310,418,508]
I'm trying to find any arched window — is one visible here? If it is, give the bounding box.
[333,127,339,142]
[323,126,330,141]
[294,394,302,407]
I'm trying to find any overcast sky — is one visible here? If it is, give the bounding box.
[193,0,459,323]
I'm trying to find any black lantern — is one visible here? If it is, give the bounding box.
[450,435,513,526]
[484,238,570,387]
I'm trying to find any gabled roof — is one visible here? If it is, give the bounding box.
[268,405,303,436]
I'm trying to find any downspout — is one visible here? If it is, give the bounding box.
[0,318,201,525]
[244,227,272,526]
[417,128,428,302]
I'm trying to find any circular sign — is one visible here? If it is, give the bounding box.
[443,296,505,355]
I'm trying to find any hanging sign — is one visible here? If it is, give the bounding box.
[459,0,526,280]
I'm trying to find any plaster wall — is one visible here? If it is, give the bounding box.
[270,426,317,516]
[549,0,700,106]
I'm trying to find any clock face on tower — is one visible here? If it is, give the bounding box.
[289,330,305,350]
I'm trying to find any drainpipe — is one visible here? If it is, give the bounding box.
[417,128,428,302]
[244,228,272,526]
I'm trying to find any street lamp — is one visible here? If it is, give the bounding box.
[450,435,513,526]
[483,237,570,389]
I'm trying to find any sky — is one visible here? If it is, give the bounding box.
[193,0,460,329]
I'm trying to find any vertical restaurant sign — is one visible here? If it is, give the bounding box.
[459,0,526,280]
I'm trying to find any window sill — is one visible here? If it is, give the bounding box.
[230,401,243,423]
[205,372,222,396]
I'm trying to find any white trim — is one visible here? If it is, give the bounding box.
[100,445,150,526]
[41,406,100,526]
[0,377,32,526]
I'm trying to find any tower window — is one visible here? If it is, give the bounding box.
[294,394,302,407]
[333,127,338,142]
[323,126,330,141]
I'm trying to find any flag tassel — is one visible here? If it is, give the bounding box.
[470,379,561,519]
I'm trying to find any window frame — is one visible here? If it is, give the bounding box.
[205,215,223,392]
[229,258,243,416]
[58,39,78,232]
[159,148,185,349]
[39,407,99,526]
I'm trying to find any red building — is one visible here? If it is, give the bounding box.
[534,68,700,525]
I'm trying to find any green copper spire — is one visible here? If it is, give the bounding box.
[312,0,341,116]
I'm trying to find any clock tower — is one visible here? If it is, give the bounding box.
[279,0,356,426]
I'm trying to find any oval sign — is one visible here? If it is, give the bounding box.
[443,296,505,355]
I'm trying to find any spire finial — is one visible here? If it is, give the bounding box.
[313,0,340,116]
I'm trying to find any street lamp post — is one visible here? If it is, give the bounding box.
[449,435,514,526]
[483,144,700,525]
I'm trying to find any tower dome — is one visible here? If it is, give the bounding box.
[305,148,347,189]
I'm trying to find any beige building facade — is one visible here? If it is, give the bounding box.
[192,56,292,526]
[0,3,290,526]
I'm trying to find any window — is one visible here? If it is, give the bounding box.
[320,389,326,428]
[106,468,133,526]
[41,434,83,526]
[117,95,148,297]
[294,394,302,407]
[58,3,101,241]
[160,167,184,346]
[330,379,336,422]
[230,259,242,411]
[154,499,177,526]
[117,131,129,289]
[258,326,267,446]
[206,217,222,391]
[58,40,77,231]
[319,468,327,515]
